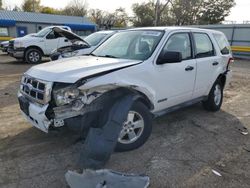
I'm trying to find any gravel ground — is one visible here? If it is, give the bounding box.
[0,53,249,188]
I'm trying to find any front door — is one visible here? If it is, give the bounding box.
[44,30,72,55]
[58,37,72,49]
[44,30,61,55]
[17,26,27,37]
[154,32,196,111]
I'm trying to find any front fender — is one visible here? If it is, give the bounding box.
[78,72,156,110]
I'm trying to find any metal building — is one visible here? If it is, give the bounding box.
[197,24,250,59]
[0,10,96,41]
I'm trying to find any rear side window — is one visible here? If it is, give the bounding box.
[213,33,230,55]
[193,33,215,58]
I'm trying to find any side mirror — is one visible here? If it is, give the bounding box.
[157,51,182,65]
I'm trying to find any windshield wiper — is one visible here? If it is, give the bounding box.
[88,54,118,58]
[82,39,90,47]
[88,53,97,56]
[100,55,118,58]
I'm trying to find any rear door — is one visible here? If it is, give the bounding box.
[192,32,222,98]
[153,32,196,110]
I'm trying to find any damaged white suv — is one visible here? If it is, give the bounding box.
[18,27,233,151]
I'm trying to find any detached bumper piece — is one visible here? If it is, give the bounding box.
[65,169,150,188]
[79,94,138,169]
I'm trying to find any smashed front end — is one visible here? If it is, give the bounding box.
[18,74,124,133]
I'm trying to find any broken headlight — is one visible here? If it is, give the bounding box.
[54,86,80,106]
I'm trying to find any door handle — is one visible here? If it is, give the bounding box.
[64,39,69,42]
[212,61,219,66]
[185,66,194,71]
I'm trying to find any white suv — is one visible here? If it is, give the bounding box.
[18,27,233,151]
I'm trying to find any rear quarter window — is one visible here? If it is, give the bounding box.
[213,33,231,55]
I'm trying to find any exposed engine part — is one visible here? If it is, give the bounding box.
[53,98,102,120]
[53,88,124,120]
[54,119,64,127]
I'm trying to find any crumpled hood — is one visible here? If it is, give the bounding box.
[26,56,141,83]
[53,27,84,43]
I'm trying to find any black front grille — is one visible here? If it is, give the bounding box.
[8,40,14,51]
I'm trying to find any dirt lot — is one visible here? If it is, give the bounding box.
[0,53,249,188]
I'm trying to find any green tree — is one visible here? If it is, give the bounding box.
[0,0,2,10]
[170,0,203,25]
[22,0,41,12]
[62,0,87,17]
[154,0,172,26]
[132,1,155,27]
[131,0,235,26]
[88,9,106,26]
[132,0,172,27]
[88,8,128,29]
[198,0,235,24]
[113,8,129,27]
[40,6,60,14]
[13,5,22,11]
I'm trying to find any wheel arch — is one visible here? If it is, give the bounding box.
[129,88,154,111]
[216,73,226,88]
[110,87,154,111]
[25,45,44,56]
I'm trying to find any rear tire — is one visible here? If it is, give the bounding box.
[202,79,223,111]
[115,101,152,152]
[25,48,42,64]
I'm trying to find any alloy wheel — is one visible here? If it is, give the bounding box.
[118,111,144,144]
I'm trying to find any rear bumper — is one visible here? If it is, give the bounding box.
[225,70,232,88]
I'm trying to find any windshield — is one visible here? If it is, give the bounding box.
[92,30,164,61]
[84,32,109,46]
[34,28,51,37]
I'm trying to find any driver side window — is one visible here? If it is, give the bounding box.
[46,31,57,39]
[162,33,192,60]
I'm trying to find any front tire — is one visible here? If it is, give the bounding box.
[115,101,152,152]
[203,79,223,111]
[25,48,42,64]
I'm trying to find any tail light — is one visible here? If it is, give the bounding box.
[227,57,234,70]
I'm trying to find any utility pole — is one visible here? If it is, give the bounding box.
[154,0,160,26]
[32,0,35,12]
[0,0,3,10]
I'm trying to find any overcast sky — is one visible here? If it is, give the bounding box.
[3,0,250,23]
